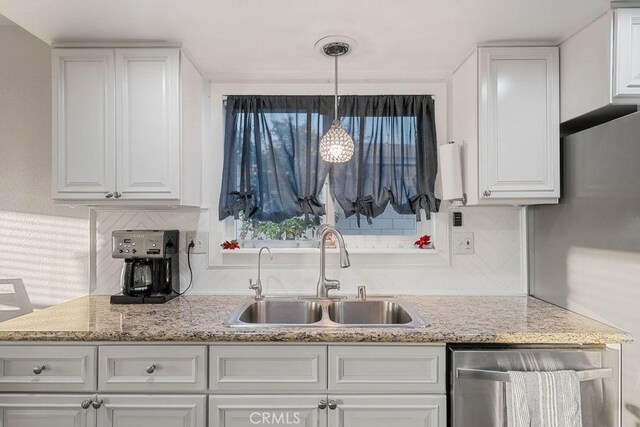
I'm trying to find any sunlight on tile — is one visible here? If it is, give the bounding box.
[0,210,89,307]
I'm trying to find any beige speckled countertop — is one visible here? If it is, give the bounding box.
[0,295,631,344]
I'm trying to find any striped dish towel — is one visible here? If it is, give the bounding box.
[506,370,583,427]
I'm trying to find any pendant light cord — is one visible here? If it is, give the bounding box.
[334,54,339,121]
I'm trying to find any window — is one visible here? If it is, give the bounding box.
[219,95,439,250]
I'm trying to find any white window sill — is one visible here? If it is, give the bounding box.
[221,247,437,255]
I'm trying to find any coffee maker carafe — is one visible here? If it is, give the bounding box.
[111,230,179,304]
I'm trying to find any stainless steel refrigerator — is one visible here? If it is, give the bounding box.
[530,112,640,427]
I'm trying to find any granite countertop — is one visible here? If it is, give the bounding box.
[0,295,631,344]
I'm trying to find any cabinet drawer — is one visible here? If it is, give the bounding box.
[0,345,96,392]
[210,345,327,392]
[98,345,207,391]
[329,346,446,393]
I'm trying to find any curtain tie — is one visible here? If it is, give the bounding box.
[298,195,324,223]
[409,194,441,221]
[353,196,375,227]
[228,190,256,219]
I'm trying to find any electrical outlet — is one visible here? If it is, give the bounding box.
[185,231,208,254]
[452,231,474,255]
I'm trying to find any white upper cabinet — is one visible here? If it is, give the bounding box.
[52,49,116,199]
[116,49,180,199]
[561,8,640,124]
[52,46,202,206]
[614,8,640,98]
[452,46,560,205]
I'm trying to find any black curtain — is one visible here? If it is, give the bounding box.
[219,96,333,223]
[330,95,440,226]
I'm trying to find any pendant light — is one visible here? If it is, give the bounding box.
[319,41,354,163]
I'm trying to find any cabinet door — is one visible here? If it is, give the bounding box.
[0,394,96,427]
[614,8,640,98]
[97,395,205,427]
[328,395,446,427]
[210,395,326,427]
[479,47,559,200]
[52,49,116,199]
[115,48,180,199]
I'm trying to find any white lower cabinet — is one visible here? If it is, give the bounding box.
[97,395,206,427]
[210,395,327,427]
[329,395,446,427]
[209,394,446,427]
[0,344,447,427]
[0,394,95,427]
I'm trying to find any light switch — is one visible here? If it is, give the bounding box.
[452,232,474,255]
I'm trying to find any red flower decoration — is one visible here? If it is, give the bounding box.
[414,234,432,249]
[221,240,240,250]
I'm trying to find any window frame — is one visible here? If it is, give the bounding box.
[207,82,450,269]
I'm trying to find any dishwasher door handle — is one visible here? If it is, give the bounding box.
[456,367,612,382]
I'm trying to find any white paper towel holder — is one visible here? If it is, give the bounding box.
[446,141,467,206]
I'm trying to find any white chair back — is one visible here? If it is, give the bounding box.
[0,279,33,322]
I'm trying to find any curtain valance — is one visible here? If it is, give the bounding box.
[330,95,440,225]
[219,95,333,223]
[219,95,440,226]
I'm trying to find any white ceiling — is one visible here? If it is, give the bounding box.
[0,0,609,81]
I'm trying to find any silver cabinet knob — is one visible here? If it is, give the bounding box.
[33,365,45,375]
[113,192,122,199]
[328,400,337,410]
[483,190,492,197]
[105,192,114,198]
[318,400,327,410]
[91,398,103,409]
[146,364,156,374]
[80,399,93,410]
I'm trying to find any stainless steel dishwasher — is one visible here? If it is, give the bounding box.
[449,345,620,427]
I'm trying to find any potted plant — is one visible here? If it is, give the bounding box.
[238,217,318,248]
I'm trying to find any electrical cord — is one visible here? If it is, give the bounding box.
[174,241,195,296]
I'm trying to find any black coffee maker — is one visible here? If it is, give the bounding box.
[110,230,180,304]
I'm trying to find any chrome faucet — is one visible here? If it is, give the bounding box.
[250,246,272,300]
[316,224,350,298]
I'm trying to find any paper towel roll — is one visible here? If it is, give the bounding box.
[438,143,464,201]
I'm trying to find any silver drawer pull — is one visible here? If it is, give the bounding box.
[328,400,337,410]
[33,365,45,375]
[81,399,93,410]
[91,398,103,409]
[456,367,612,382]
[146,364,156,374]
[318,400,327,410]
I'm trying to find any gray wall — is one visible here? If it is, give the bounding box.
[0,23,90,307]
[531,112,640,427]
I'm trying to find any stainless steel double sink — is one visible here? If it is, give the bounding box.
[226,297,427,328]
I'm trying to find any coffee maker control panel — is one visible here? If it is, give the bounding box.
[112,230,179,259]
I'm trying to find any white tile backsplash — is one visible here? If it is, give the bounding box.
[93,206,526,296]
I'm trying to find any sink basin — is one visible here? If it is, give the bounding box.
[227,297,427,328]
[236,300,323,325]
[328,300,413,325]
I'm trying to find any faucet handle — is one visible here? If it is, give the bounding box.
[357,285,367,300]
[249,279,264,300]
